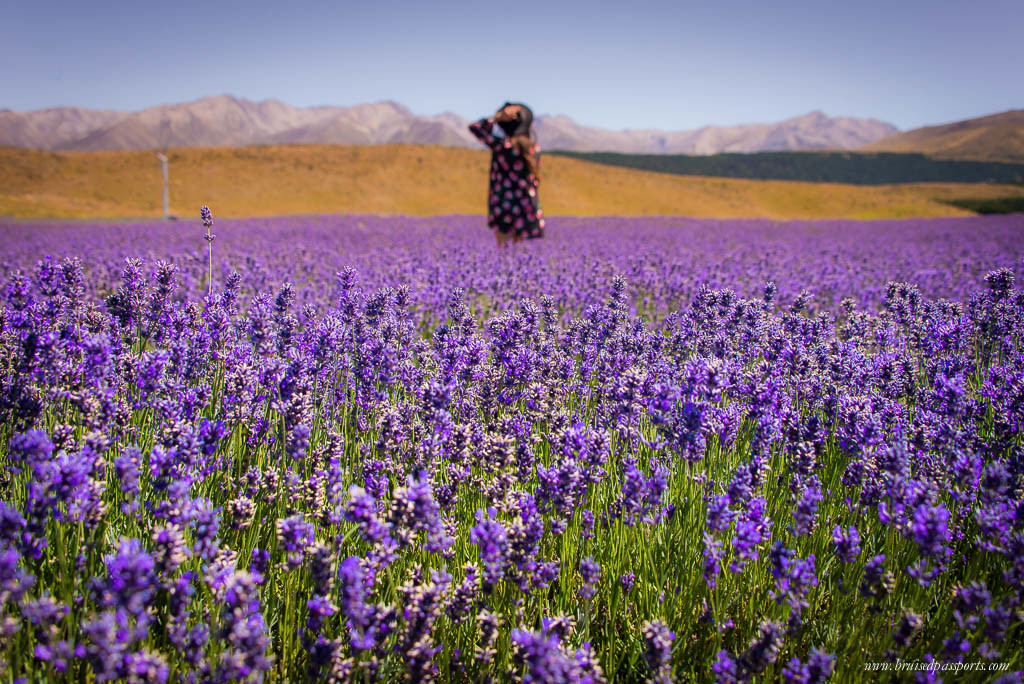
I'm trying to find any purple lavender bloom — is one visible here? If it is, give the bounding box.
[474,609,500,665]
[8,429,55,470]
[642,619,675,683]
[790,289,814,313]
[397,568,451,681]
[114,448,141,514]
[0,502,27,549]
[726,462,754,506]
[859,554,895,601]
[702,534,725,589]
[287,422,311,461]
[989,675,1023,684]
[952,581,991,631]
[782,648,835,684]
[791,477,823,536]
[337,556,391,652]
[0,545,35,604]
[306,594,337,635]
[169,616,208,667]
[712,650,740,684]
[536,458,587,520]
[209,569,273,681]
[33,639,85,674]
[730,497,772,573]
[150,524,189,580]
[470,507,509,591]
[511,618,603,683]
[93,538,156,617]
[832,525,861,563]
[190,498,221,562]
[580,509,595,539]
[511,624,571,683]
[337,557,369,620]
[250,548,271,581]
[982,594,1019,646]
[47,448,98,523]
[447,564,480,622]
[705,494,735,535]
[147,446,179,493]
[769,543,818,617]
[21,594,69,626]
[277,514,316,569]
[362,459,390,501]
[974,501,1013,551]
[533,560,560,591]
[344,485,391,545]
[615,457,670,526]
[388,471,454,553]
[197,417,227,455]
[942,631,971,661]
[740,620,785,676]
[907,502,952,585]
[168,567,197,610]
[910,503,951,556]
[81,608,150,682]
[124,650,169,682]
[307,542,335,593]
[892,610,924,648]
[985,266,1014,299]
[579,556,601,600]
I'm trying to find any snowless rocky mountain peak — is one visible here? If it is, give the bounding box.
[0,96,900,153]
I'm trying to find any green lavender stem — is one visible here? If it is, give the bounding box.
[207,232,213,295]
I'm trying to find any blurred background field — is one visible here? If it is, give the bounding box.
[3,143,1024,221]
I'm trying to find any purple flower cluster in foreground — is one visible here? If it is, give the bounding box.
[0,214,1022,681]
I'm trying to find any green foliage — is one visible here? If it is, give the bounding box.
[548,150,1024,186]
[941,196,1024,214]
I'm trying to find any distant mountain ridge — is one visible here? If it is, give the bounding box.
[863,110,1024,163]
[536,110,897,154]
[0,95,898,154]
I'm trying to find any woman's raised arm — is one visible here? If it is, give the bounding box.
[468,116,507,151]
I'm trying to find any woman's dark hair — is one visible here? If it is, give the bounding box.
[501,102,540,182]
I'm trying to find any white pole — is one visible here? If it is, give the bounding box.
[156,152,169,220]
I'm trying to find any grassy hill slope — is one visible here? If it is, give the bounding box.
[2,144,1023,220]
[862,110,1024,162]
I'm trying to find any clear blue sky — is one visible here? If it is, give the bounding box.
[2,0,1021,131]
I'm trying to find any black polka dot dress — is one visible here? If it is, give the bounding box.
[468,117,545,239]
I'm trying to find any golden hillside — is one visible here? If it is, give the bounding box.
[2,144,1023,220]
[863,110,1024,162]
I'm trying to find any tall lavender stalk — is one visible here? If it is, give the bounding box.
[200,205,214,295]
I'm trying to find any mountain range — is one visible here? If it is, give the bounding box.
[0,95,899,155]
[862,109,1024,163]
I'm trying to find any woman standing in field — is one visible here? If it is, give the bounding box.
[468,102,545,245]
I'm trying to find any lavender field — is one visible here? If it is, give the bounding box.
[1,213,1023,682]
